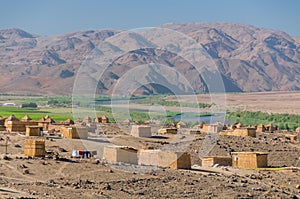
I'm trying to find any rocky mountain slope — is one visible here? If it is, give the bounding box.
[0,22,299,94]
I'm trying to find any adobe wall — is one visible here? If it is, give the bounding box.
[24,139,45,157]
[201,156,232,167]
[131,125,152,137]
[103,146,138,164]
[138,150,191,169]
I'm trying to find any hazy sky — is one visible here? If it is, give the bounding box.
[1,0,299,36]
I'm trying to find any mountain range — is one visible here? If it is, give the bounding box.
[0,22,299,95]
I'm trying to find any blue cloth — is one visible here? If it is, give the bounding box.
[82,150,89,158]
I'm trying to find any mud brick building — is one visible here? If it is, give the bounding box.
[103,146,138,164]
[60,126,88,139]
[231,152,268,168]
[220,127,256,137]
[26,126,43,136]
[201,156,232,167]
[138,149,191,169]
[24,139,45,157]
[131,125,152,137]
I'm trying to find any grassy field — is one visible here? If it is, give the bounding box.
[137,95,212,108]
[0,95,188,124]
[2,94,300,128]
[0,105,180,124]
[96,106,179,124]
[226,111,300,130]
[0,107,73,122]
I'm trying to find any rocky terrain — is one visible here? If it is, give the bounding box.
[0,22,300,94]
[0,124,300,198]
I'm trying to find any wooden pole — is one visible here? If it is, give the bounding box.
[5,136,9,154]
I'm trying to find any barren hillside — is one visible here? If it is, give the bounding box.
[0,22,300,94]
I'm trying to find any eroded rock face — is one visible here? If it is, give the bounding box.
[1,22,300,95]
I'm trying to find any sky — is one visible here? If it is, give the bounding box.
[0,0,299,36]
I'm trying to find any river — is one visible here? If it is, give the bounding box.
[95,99,231,124]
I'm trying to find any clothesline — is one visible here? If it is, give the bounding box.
[72,150,91,158]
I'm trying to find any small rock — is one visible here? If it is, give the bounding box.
[223,167,229,171]
[85,179,93,184]
[226,185,235,189]
[18,164,28,169]
[64,182,70,186]
[42,161,48,165]
[103,183,112,190]
[250,174,257,179]
[232,178,238,183]
[59,148,67,152]
[23,169,30,174]
[131,178,138,183]
[72,182,79,186]
[93,159,100,164]
[3,155,11,160]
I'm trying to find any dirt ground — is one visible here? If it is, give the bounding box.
[0,123,300,198]
[107,91,300,115]
[167,91,300,114]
